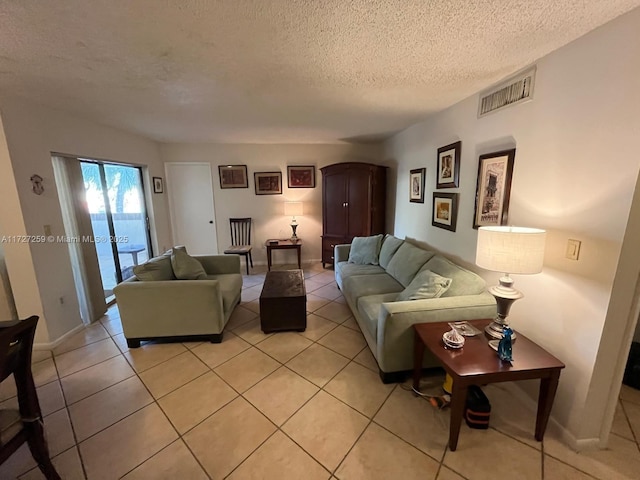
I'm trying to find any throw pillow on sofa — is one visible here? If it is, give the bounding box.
[396,269,452,301]
[379,234,404,268]
[133,255,176,281]
[348,234,384,265]
[171,246,207,280]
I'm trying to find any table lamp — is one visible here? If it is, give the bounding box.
[284,202,303,242]
[475,226,546,340]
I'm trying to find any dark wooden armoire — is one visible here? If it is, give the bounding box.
[320,162,387,267]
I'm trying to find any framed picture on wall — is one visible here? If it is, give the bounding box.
[254,172,283,195]
[436,141,461,189]
[287,165,316,188]
[473,148,516,228]
[432,192,458,231]
[152,177,163,194]
[218,165,248,189]
[409,168,426,203]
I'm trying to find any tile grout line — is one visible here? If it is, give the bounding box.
[48,348,90,480]
[619,399,640,453]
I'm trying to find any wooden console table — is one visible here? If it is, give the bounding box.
[412,319,564,451]
[265,239,302,271]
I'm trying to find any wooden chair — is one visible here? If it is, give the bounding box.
[224,218,253,275]
[0,316,60,479]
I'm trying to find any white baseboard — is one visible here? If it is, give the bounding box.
[33,323,85,351]
[499,382,599,452]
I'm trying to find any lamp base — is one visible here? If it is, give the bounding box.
[290,223,299,243]
[485,278,522,340]
[484,322,517,341]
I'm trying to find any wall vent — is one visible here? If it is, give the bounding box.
[478,66,536,118]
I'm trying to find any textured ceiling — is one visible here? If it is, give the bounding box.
[0,1,638,143]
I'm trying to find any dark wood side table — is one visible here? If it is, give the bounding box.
[413,319,565,451]
[265,239,302,271]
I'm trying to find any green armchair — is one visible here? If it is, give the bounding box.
[113,254,242,348]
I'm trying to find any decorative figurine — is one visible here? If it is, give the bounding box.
[497,326,513,362]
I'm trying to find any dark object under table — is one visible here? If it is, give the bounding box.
[260,269,306,333]
[412,319,565,451]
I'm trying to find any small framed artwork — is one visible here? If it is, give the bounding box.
[287,165,316,188]
[473,148,516,228]
[409,168,426,203]
[152,177,163,194]
[218,165,248,189]
[432,192,459,232]
[437,141,461,189]
[254,172,283,195]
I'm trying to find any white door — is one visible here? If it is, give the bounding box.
[165,163,218,255]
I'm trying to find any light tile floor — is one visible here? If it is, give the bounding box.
[2,262,640,479]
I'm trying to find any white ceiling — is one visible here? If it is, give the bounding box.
[1,1,638,144]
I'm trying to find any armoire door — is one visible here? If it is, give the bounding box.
[346,168,371,238]
[323,169,348,237]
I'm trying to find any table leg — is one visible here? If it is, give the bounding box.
[297,246,301,269]
[535,370,560,440]
[449,381,468,451]
[412,334,425,391]
[267,247,272,271]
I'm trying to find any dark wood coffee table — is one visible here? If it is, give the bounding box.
[260,269,306,333]
[413,319,564,451]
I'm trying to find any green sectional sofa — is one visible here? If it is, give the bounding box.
[334,235,496,382]
[114,252,242,348]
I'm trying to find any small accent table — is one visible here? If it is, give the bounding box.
[117,244,146,265]
[265,239,302,271]
[412,319,564,451]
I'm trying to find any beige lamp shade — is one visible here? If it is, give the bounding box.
[476,226,546,274]
[284,201,303,217]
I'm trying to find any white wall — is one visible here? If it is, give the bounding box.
[0,245,17,320]
[159,143,385,266]
[385,8,640,444]
[0,99,170,343]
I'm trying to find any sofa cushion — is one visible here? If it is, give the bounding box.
[206,274,243,313]
[171,247,207,280]
[133,256,176,281]
[379,235,404,269]
[336,261,386,279]
[421,255,486,297]
[343,273,404,307]
[357,293,399,339]
[348,234,383,265]
[396,270,452,301]
[385,243,436,287]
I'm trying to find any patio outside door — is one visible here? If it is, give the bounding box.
[80,161,152,301]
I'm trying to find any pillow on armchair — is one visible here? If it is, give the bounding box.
[348,234,384,265]
[171,246,207,280]
[133,255,176,281]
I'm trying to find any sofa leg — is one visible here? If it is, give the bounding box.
[127,338,141,349]
[379,369,407,384]
[210,333,223,344]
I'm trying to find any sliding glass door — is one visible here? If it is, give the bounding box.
[80,161,151,300]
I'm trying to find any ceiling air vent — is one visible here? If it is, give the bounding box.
[478,66,536,118]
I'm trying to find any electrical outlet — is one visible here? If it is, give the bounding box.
[566,239,581,261]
